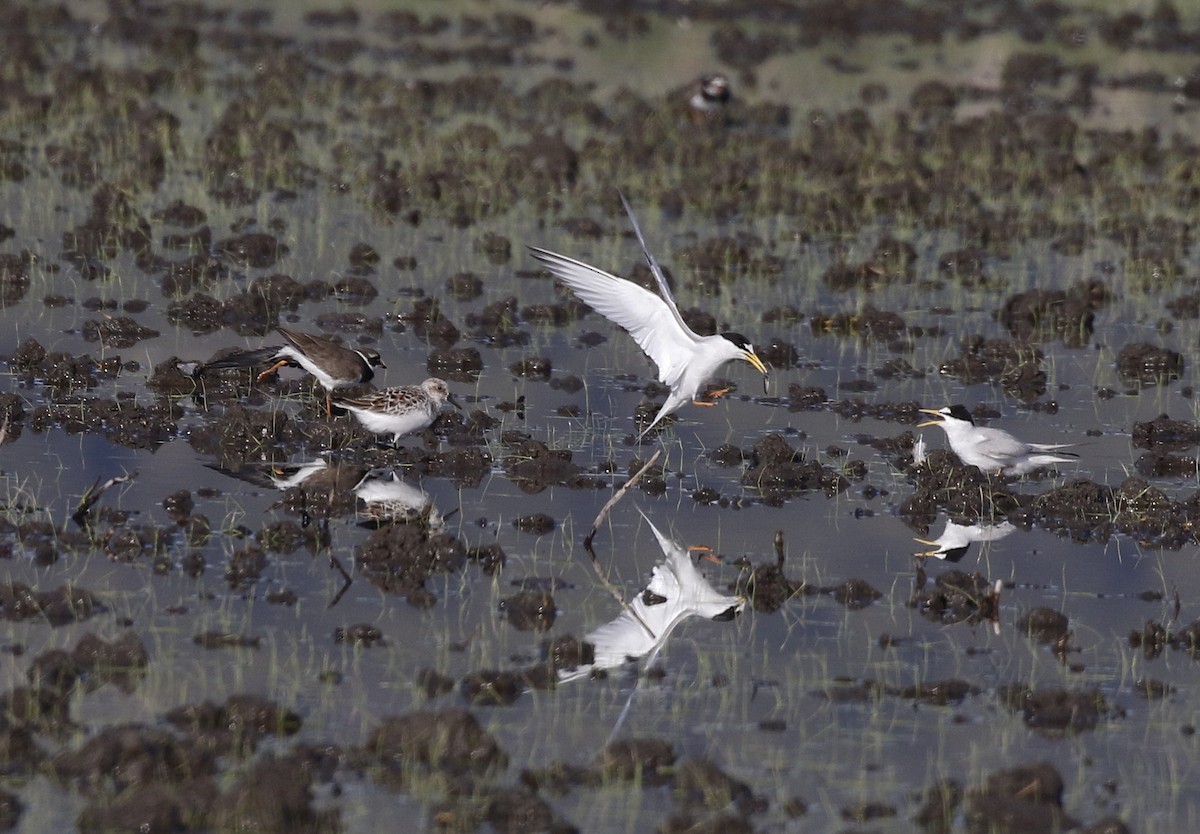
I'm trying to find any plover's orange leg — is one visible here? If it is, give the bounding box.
[256,359,288,383]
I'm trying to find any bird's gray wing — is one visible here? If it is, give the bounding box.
[529,246,698,386]
[974,428,1033,461]
[618,192,692,338]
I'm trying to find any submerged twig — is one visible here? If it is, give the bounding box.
[582,450,663,639]
[324,517,353,608]
[72,471,137,528]
[584,450,662,549]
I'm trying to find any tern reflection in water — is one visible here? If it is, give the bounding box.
[560,510,744,684]
[913,519,1017,563]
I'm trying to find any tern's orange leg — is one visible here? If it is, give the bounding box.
[256,359,288,383]
[325,392,333,417]
[694,387,731,406]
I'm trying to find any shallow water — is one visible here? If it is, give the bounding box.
[3,0,1200,831]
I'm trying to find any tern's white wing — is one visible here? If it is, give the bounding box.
[529,246,700,390]
[618,192,689,336]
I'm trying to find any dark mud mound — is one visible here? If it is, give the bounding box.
[165,694,301,757]
[965,761,1078,834]
[997,279,1109,346]
[501,435,602,492]
[1131,414,1200,475]
[366,708,508,786]
[999,684,1116,736]
[939,337,1047,402]
[1116,342,1183,387]
[911,570,1001,627]
[817,677,980,707]
[355,523,469,608]
[0,583,104,627]
[7,338,121,391]
[500,589,556,632]
[211,752,337,834]
[1027,476,1200,548]
[741,433,854,501]
[900,450,1022,529]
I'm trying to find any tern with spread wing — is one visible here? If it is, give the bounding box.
[529,194,769,440]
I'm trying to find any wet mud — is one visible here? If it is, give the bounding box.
[2,0,1200,832]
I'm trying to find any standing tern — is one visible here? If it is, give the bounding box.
[528,195,769,440]
[917,405,1078,476]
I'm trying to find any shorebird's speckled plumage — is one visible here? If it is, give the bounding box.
[336,378,458,443]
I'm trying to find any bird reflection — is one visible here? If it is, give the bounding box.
[353,469,442,528]
[560,511,744,683]
[913,519,1017,563]
[206,454,366,492]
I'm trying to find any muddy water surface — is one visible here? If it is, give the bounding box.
[2,1,1200,832]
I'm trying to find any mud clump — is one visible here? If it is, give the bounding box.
[1132,414,1200,451]
[165,694,301,757]
[741,433,852,500]
[1018,607,1070,643]
[8,338,121,391]
[1116,342,1183,386]
[501,590,556,632]
[999,684,1114,735]
[0,583,104,627]
[735,554,811,613]
[366,708,508,782]
[512,513,555,534]
[592,737,675,783]
[502,438,599,492]
[939,337,1046,401]
[334,624,384,647]
[426,346,484,381]
[911,570,1000,627]
[81,316,160,349]
[1027,476,1200,549]
[0,252,32,308]
[674,756,764,816]
[901,450,1021,529]
[998,279,1109,346]
[809,304,909,344]
[211,752,336,834]
[187,404,301,465]
[824,578,882,609]
[355,523,468,607]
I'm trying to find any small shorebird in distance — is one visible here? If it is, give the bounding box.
[198,326,385,415]
[917,405,1078,476]
[528,193,769,441]
[334,378,459,445]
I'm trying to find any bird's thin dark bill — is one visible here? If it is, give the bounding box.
[447,393,463,411]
